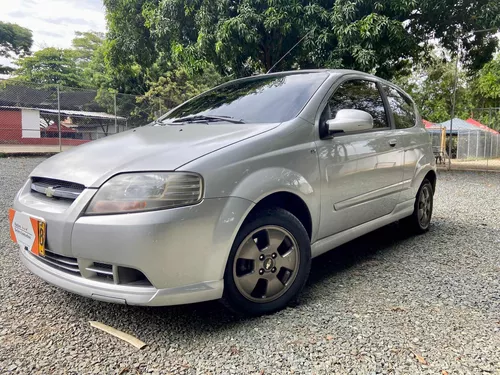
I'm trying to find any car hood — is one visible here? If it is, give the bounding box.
[30,123,277,187]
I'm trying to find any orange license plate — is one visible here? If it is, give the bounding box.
[9,208,46,256]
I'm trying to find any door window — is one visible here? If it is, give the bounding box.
[320,79,389,136]
[382,85,416,129]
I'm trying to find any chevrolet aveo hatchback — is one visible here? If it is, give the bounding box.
[10,70,436,315]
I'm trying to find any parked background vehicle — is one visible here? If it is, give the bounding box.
[10,70,436,315]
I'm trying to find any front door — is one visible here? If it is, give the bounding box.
[316,78,404,239]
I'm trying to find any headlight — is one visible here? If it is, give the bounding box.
[86,172,203,214]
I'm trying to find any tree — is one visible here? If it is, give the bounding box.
[100,0,159,95]
[101,0,224,113]
[395,51,500,131]
[11,31,105,89]
[396,55,474,123]
[470,54,500,130]
[474,55,500,108]
[14,47,83,87]
[408,0,500,72]
[0,21,33,74]
[98,0,500,122]
[72,31,105,65]
[71,31,106,88]
[106,0,499,80]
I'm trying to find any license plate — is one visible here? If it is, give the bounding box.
[9,209,46,256]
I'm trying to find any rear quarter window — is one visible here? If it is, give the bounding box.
[382,85,416,129]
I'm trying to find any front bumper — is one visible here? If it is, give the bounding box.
[20,247,223,306]
[14,181,254,306]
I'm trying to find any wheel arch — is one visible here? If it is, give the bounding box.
[244,191,313,240]
[410,164,437,194]
[424,170,437,193]
[214,190,314,283]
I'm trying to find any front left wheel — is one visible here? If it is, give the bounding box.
[221,208,311,316]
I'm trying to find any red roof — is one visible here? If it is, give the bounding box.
[466,118,499,134]
[422,119,434,128]
[42,123,76,133]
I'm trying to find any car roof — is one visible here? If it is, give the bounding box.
[236,69,402,93]
[233,69,391,85]
[264,69,397,84]
[262,68,370,76]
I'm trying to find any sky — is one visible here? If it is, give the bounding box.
[0,0,106,68]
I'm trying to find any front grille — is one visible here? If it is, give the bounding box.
[31,177,85,201]
[39,250,81,275]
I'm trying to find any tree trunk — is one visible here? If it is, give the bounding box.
[265,45,272,71]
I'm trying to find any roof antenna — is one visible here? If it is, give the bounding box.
[266,28,315,74]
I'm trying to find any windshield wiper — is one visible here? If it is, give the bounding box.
[170,115,245,124]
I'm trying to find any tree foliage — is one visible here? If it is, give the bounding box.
[104,0,500,80]
[93,0,500,116]
[13,32,106,89]
[396,53,500,131]
[14,48,83,87]
[474,55,500,108]
[396,55,473,123]
[72,31,106,88]
[0,21,33,74]
[72,31,105,66]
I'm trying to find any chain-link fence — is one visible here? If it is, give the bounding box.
[0,80,157,152]
[456,131,500,159]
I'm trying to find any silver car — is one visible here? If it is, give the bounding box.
[10,70,436,315]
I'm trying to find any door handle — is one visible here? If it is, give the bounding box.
[388,139,397,147]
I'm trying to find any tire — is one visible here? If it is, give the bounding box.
[221,208,311,316]
[401,178,434,234]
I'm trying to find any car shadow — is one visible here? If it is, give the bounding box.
[306,222,415,287]
[67,222,421,340]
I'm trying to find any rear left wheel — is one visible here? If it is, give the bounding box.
[401,178,434,234]
[221,208,311,316]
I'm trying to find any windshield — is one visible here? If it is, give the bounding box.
[162,72,329,124]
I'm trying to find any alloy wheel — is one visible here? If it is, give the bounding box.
[233,226,300,303]
[417,185,432,228]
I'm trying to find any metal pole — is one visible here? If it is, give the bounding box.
[490,133,494,157]
[497,134,499,157]
[476,132,479,159]
[114,93,118,134]
[467,131,471,159]
[441,127,446,154]
[489,133,493,170]
[485,133,488,170]
[484,133,487,159]
[448,49,460,170]
[57,84,61,152]
[457,130,460,159]
[496,135,499,158]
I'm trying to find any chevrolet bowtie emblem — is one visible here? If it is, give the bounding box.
[45,186,55,198]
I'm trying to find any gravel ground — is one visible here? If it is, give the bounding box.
[0,157,499,375]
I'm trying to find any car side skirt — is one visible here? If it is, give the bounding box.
[310,198,415,258]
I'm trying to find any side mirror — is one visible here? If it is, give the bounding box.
[326,109,374,134]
